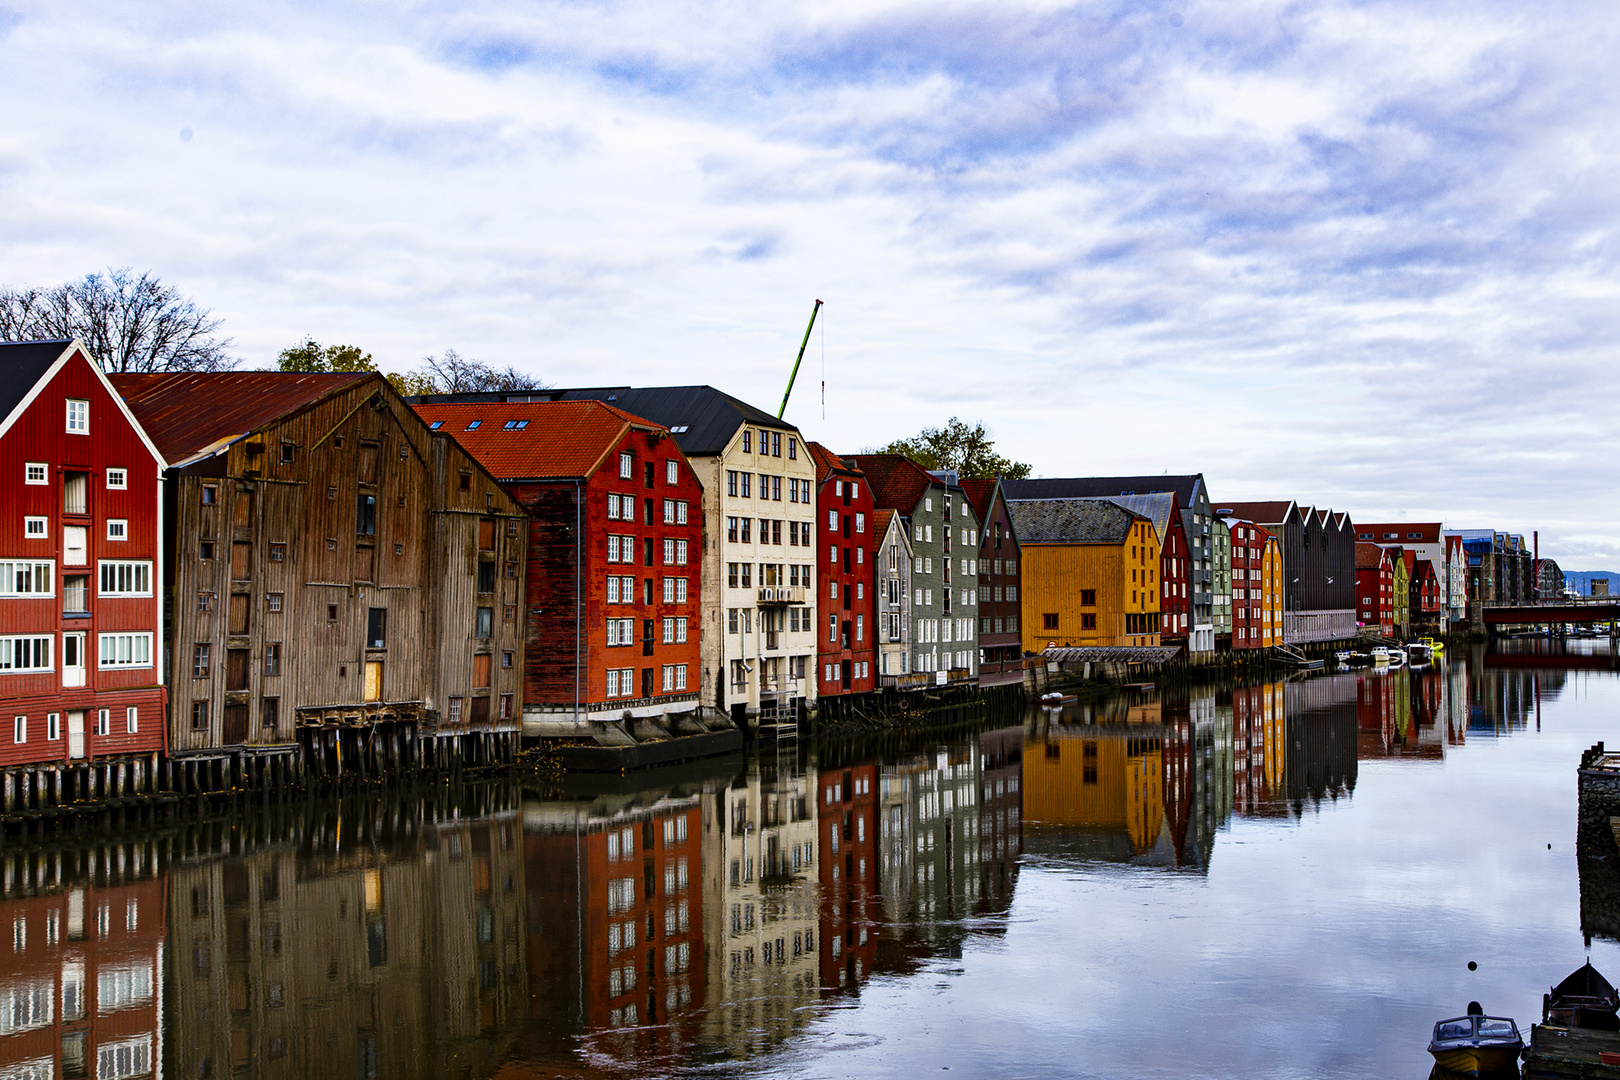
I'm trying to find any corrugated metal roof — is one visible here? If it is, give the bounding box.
[1007,498,1145,545]
[409,399,664,480]
[1041,645,1183,664]
[1106,492,1178,544]
[1004,474,1205,506]
[111,371,376,465]
[0,339,71,423]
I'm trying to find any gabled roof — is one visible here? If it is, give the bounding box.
[1006,498,1147,545]
[1003,474,1206,508]
[112,370,375,466]
[0,339,72,423]
[1356,543,1389,570]
[1211,500,1297,525]
[807,442,860,483]
[1107,492,1180,544]
[958,478,1000,523]
[872,508,904,549]
[409,399,668,480]
[409,384,795,457]
[849,454,940,513]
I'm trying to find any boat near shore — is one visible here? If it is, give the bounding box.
[1427,1006,1523,1077]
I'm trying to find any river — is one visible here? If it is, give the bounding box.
[1,642,1615,1079]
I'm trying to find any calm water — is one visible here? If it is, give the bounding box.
[3,642,1617,1079]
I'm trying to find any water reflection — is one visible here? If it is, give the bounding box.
[2,646,1614,1078]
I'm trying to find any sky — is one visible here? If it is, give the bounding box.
[2,0,1617,566]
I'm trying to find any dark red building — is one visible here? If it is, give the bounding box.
[411,400,702,724]
[0,340,167,794]
[961,479,1024,685]
[1411,558,1442,630]
[1110,492,1190,644]
[808,445,875,699]
[1355,543,1394,636]
[818,759,878,991]
[1225,519,1272,650]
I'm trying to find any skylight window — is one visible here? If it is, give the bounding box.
[502,420,529,430]
[670,425,689,433]
[465,420,482,431]
[429,421,443,430]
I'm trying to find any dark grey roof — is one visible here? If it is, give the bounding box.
[1004,474,1206,507]
[0,339,72,423]
[407,384,795,456]
[1007,498,1143,544]
[1107,493,1177,543]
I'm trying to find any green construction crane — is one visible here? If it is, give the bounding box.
[777,299,823,419]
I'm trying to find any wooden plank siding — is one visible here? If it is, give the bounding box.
[145,376,525,755]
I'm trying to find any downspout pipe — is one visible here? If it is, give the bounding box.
[575,479,582,726]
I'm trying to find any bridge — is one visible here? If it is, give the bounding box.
[1481,601,1620,627]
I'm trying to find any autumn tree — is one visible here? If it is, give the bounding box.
[873,417,1031,480]
[0,268,235,371]
[276,338,377,373]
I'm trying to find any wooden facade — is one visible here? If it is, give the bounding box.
[808,444,876,699]
[1007,499,1161,651]
[872,509,914,688]
[408,400,704,725]
[113,373,525,772]
[1355,542,1395,636]
[961,478,1024,686]
[0,340,167,805]
[1225,519,1274,650]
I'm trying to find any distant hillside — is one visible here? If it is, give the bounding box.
[1564,571,1620,596]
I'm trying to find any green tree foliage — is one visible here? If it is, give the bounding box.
[874,417,1031,480]
[276,338,377,373]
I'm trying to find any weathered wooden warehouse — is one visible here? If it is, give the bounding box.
[111,372,527,788]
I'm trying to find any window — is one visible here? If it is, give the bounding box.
[94,709,109,736]
[1042,613,1059,630]
[262,696,279,732]
[0,561,53,596]
[125,706,138,734]
[0,636,51,672]
[265,642,281,676]
[191,701,209,730]
[619,452,633,478]
[192,644,212,679]
[357,494,377,535]
[66,398,88,434]
[98,633,152,668]
[98,561,152,596]
[199,540,215,560]
[100,467,129,491]
[97,1036,152,1080]
[367,608,387,649]
[1080,589,1096,606]
[666,459,678,485]
[741,430,752,453]
[23,517,46,539]
[12,715,23,744]
[1081,613,1097,630]
[25,462,47,485]
[475,607,493,639]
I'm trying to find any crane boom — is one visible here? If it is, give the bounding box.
[777,299,823,419]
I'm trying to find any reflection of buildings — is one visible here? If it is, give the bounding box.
[522,782,709,1064]
[818,760,879,992]
[0,850,164,1080]
[1282,676,1359,808]
[702,755,821,1056]
[1356,667,1448,760]
[977,727,1024,912]
[1232,681,1285,815]
[1021,715,1174,865]
[169,791,526,1079]
[1467,647,1567,736]
[878,742,983,936]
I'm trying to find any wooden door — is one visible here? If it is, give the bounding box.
[230,542,251,581]
[357,442,379,484]
[63,525,87,567]
[473,653,492,689]
[353,545,374,583]
[233,488,253,527]
[364,661,383,702]
[222,704,248,745]
[471,696,490,726]
[62,633,85,688]
[478,518,495,551]
[228,594,250,636]
[226,649,249,691]
[67,710,85,759]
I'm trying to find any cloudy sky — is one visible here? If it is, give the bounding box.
[2,0,1616,565]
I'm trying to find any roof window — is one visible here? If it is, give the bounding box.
[429,421,443,430]
[502,420,529,431]
[465,420,482,431]
[670,425,689,433]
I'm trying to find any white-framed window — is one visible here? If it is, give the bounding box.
[0,636,52,672]
[0,561,54,596]
[98,561,152,597]
[97,632,153,669]
[676,539,688,565]
[662,664,675,690]
[65,399,88,434]
[126,707,138,734]
[619,452,633,479]
[97,1036,153,1080]
[95,709,109,736]
[47,713,59,740]
[663,538,675,565]
[607,577,620,604]
[0,979,52,1034]
[106,519,128,541]
[24,462,47,485]
[663,616,675,644]
[12,715,24,744]
[666,459,678,485]
[97,961,154,1009]
[24,517,47,539]
[106,468,127,490]
[676,617,687,643]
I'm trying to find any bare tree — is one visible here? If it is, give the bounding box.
[0,268,235,372]
[389,349,548,396]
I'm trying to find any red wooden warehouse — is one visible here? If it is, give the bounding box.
[410,400,704,732]
[1355,543,1395,636]
[808,444,876,700]
[1225,518,1273,650]
[0,340,167,807]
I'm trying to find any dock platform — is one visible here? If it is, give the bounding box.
[1523,1023,1620,1078]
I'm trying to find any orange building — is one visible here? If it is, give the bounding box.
[1006,498,1161,650]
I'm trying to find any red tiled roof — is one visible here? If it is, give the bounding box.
[848,453,936,512]
[111,370,376,465]
[959,478,998,523]
[410,399,669,480]
[1355,543,1388,570]
[807,441,859,482]
[872,508,896,544]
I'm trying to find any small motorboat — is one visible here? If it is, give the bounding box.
[1407,642,1434,664]
[1544,961,1620,1029]
[1419,636,1447,655]
[1371,647,1392,666]
[1039,692,1077,707]
[1427,1006,1523,1076]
